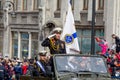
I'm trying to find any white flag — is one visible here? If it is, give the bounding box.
[61,0,80,54]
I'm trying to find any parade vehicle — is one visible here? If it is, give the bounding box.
[20,54,112,80]
[52,54,111,80]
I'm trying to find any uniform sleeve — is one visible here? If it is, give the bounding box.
[41,38,50,47]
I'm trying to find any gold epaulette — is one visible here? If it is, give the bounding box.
[49,38,59,50]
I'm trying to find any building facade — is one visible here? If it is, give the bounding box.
[0,0,120,59]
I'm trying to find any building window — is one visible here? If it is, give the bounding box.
[12,32,18,57]
[54,0,61,18]
[31,32,38,58]
[57,0,61,10]
[23,0,27,10]
[21,33,29,58]
[33,0,39,10]
[98,0,104,10]
[77,29,104,54]
[83,0,88,10]
[12,32,39,59]
[13,0,18,10]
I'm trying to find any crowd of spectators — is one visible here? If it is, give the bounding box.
[95,34,120,77]
[0,57,38,80]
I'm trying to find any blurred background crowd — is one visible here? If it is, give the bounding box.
[0,56,40,80]
[95,34,120,77]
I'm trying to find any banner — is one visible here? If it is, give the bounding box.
[61,0,80,54]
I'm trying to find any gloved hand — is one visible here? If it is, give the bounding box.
[48,34,56,39]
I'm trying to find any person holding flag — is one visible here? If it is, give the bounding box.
[61,0,80,54]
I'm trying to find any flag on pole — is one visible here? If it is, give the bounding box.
[61,0,80,54]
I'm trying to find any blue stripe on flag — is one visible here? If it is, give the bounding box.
[72,32,77,38]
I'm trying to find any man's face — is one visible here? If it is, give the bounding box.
[40,56,47,62]
[55,32,61,40]
[112,35,116,39]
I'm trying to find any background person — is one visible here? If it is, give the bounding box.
[112,34,120,53]
[0,62,5,80]
[95,37,108,56]
[14,61,22,80]
[36,51,53,77]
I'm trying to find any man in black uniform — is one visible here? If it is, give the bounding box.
[41,27,66,55]
[36,51,53,77]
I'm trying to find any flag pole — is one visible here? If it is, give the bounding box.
[91,0,96,55]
